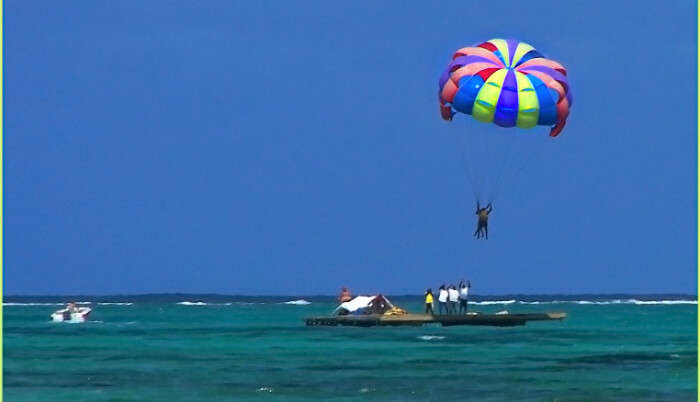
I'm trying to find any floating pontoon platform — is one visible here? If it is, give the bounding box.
[305,312,566,327]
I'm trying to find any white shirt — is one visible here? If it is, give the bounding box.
[448,288,459,302]
[459,287,469,299]
[438,289,448,303]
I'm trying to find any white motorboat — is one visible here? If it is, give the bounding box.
[51,306,91,322]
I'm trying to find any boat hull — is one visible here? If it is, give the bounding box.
[51,307,91,323]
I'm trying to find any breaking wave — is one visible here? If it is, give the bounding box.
[471,300,516,305]
[283,299,312,305]
[519,299,697,305]
[177,301,236,306]
[177,301,208,306]
[626,299,697,305]
[418,335,446,341]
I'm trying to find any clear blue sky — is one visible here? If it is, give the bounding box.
[5,1,697,295]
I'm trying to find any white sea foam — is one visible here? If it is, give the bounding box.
[177,301,208,306]
[97,302,134,306]
[5,301,92,306]
[518,299,696,305]
[472,300,516,305]
[283,299,311,305]
[7,301,93,306]
[628,299,697,305]
[418,335,445,341]
[257,387,273,393]
[567,299,697,305]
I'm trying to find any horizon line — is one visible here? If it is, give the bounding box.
[4,292,697,299]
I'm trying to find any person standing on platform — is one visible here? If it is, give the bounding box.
[437,285,448,314]
[448,285,459,314]
[459,280,471,313]
[424,288,434,315]
[338,287,352,303]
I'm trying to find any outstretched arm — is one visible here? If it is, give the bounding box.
[487,203,493,213]
[476,201,481,214]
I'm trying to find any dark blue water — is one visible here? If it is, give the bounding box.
[4,294,697,401]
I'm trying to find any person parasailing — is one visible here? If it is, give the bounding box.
[474,201,493,239]
[437,39,572,237]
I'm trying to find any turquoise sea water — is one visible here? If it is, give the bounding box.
[3,295,697,401]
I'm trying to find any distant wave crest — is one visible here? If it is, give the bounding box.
[177,301,236,306]
[519,299,697,305]
[97,302,134,306]
[472,300,516,305]
[627,299,697,305]
[283,299,311,305]
[418,335,445,341]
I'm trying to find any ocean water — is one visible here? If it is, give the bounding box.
[3,295,697,401]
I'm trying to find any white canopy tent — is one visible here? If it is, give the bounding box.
[333,295,394,315]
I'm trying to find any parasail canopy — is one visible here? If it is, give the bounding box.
[438,38,572,137]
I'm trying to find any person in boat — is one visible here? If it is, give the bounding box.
[61,302,78,320]
[424,288,434,315]
[474,201,493,239]
[437,285,448,314]
[459,280,471,313]
[338,287,352,303]
[448,285,459,314]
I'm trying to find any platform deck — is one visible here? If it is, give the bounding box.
[305,312,566,327]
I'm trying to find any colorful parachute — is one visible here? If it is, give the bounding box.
[438,39,572,137]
